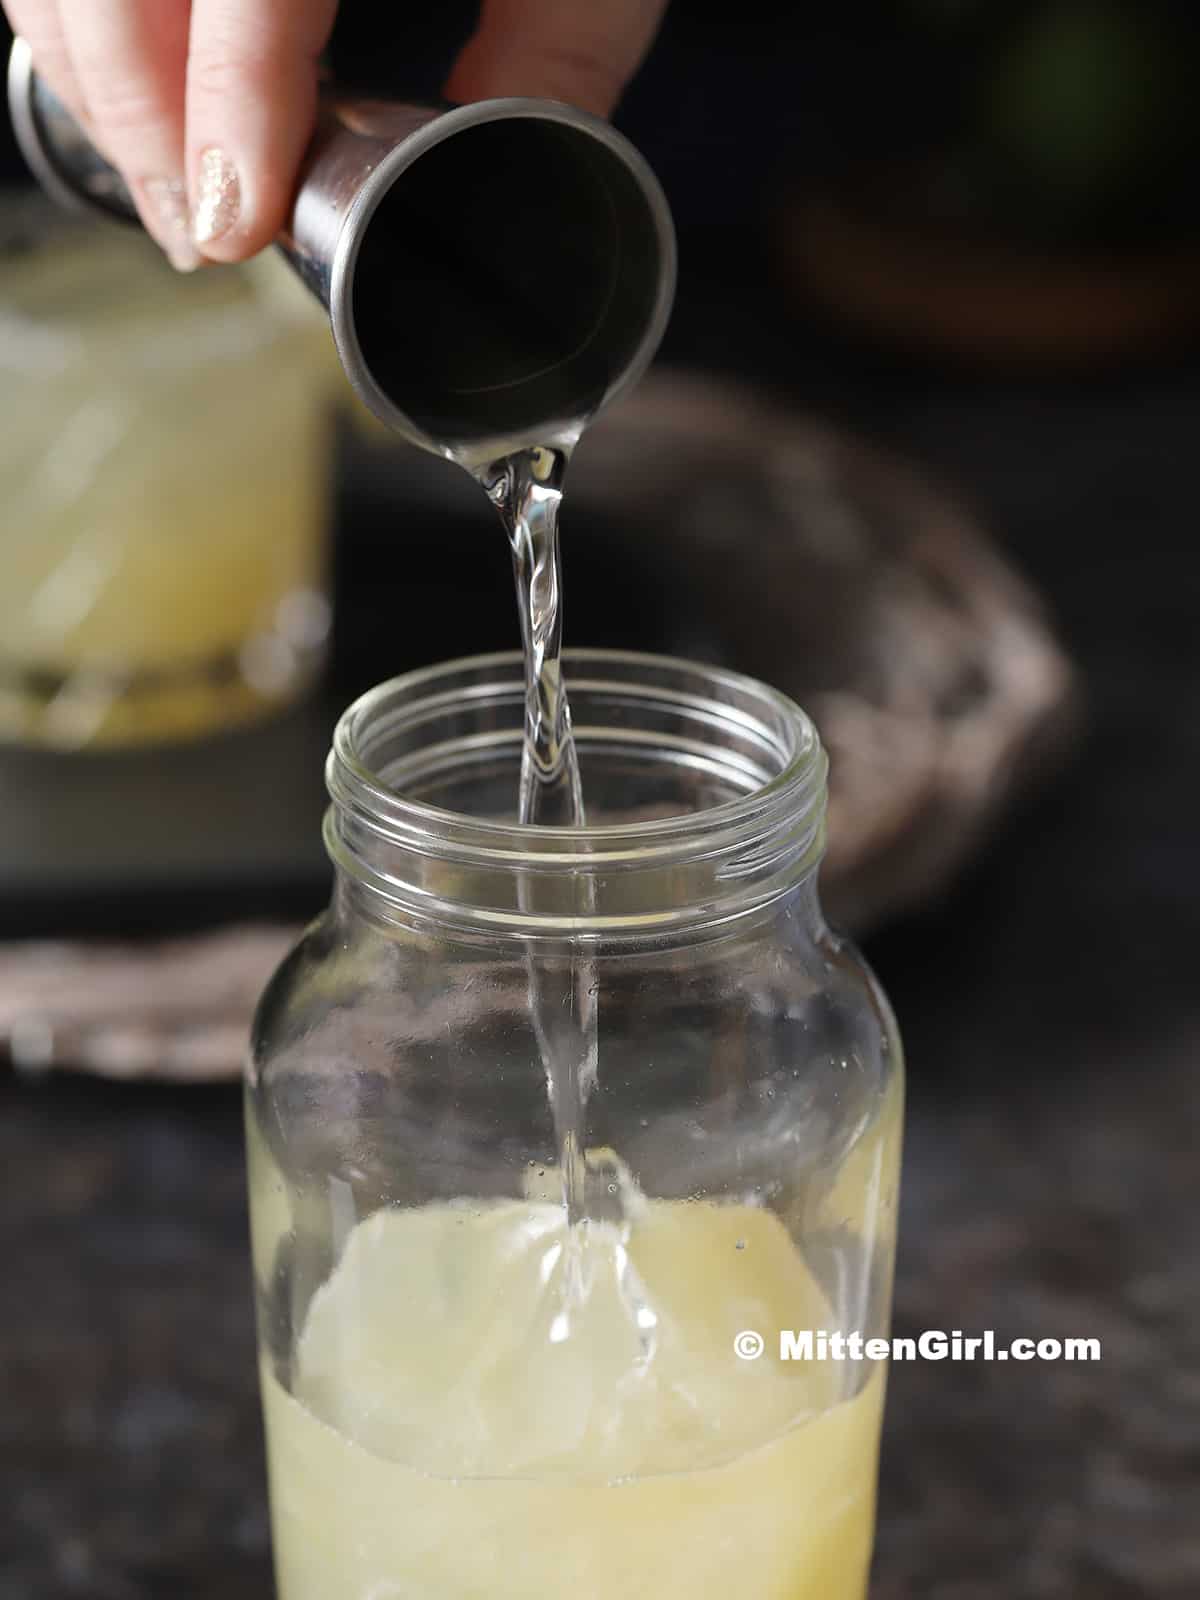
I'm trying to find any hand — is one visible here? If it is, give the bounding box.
[3,0,669,271]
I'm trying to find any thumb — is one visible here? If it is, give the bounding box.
[445,0,668,118]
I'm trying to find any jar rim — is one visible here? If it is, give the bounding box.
[333,648,822,833]
[326,650,828,934]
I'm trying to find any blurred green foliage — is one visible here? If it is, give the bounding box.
[984,4,1188,212]
[894,0,1197,242]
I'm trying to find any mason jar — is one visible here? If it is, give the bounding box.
[247,650,903,1600]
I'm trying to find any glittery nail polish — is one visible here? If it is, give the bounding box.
[137,176,201,272]
[193,148,240,246]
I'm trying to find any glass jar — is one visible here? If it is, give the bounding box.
[247,650,903,1600]
[0,199,336,747]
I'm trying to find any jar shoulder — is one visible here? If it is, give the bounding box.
[248,902,904,1103]
[248,911,346,1076]
[813,921,903,1067]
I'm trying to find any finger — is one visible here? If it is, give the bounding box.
[56,0,197,270]
[186,0,337,262]
[445,0,669,118]
[4,0,89,126]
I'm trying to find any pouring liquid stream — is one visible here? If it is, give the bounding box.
[477,441,597,1232]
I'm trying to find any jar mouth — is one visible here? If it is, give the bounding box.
[327,650,827,935]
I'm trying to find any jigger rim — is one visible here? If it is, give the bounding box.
[328,95,678,458]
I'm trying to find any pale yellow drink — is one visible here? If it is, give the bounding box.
[0,216,336,745]
[260,1192,886,1598]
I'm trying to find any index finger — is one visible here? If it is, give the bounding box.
[186,0,336,261]
[58,0,195,268]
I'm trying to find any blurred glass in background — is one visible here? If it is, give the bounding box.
[0,199,336,749]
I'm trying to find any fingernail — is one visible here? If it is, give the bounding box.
[193,147,240,247]
[138,176,202,273]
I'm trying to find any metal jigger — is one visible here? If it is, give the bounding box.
[7,37,676,462]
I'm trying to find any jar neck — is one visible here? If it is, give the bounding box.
[330,858,828,944]
[324,651,828,943]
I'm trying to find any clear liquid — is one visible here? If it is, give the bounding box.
[479,444,583,829]
[477,441,597,1228]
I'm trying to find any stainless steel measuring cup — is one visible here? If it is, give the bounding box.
[7,38,676,462]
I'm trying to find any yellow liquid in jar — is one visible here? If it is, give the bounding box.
[260,1197,886,1599]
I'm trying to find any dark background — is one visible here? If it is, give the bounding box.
[2,5,1199,1597]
